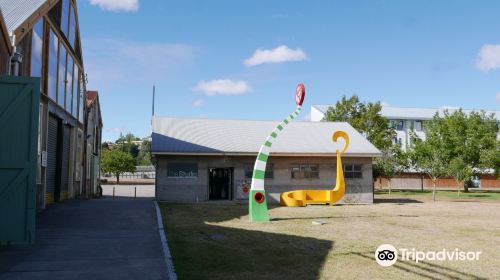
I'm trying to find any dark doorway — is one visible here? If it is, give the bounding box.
[209,168,233,200]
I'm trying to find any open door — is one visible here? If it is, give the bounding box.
[208,168,233,200]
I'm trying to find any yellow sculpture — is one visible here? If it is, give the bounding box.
[280,131,349,207]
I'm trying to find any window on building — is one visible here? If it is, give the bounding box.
[393,137,402,147]
[344,164,362,178]
[68,3,76,48]
[66,56,74,113]
[48,0,62,28]
[57,44,67,107]
[78,72,84,122]
[30,19,44,79]
[244,163,274,179]
[413,120,423,131]
[15,33,30,76]
[391,120,404,131]
[47,29,58,101]
[61,0,70,38]
[72,66,79,118]
[291,164,319,179]
[167,163,198,178]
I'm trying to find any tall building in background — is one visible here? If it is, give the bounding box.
[311,104,500,189]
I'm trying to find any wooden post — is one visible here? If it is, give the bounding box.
[113,187,115,199]
[134,187,137,199]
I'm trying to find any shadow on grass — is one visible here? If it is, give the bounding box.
[467,194,490,198]
[349,252,487,280]
[374,198,423,204]
[160,202,332,280]
[271,214,419,222]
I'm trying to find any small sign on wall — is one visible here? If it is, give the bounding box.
[41,151,47,167]
[236,179,251,199]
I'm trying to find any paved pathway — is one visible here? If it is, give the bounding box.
[0,196,169,280]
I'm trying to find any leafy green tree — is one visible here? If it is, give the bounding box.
[136,140,152,165]
[437,110,498,192]
[409,110,499,197]
[101,149,135,184]
[409,116,450,201]
[480,145,500,177]
[323,95,400,187]
[461,111,499,190]
[373,146,408,194]
[115,133,140,158]
[101,142,110,151]
[323,95,395,150]
[448,158,473,196]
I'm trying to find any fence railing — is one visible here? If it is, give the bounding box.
[102,166,156,179]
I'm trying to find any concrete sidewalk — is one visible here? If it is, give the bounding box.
[0,197,169,280]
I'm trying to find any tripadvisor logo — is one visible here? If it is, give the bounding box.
[375,244,482,267]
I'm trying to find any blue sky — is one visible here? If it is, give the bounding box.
[77,0,500,141]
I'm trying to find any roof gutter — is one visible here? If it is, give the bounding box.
[151,151,382,158]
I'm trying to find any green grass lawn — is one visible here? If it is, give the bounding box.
[160,200,500,280]
[375,189,500,200]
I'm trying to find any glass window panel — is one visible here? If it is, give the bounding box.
[244,164,253,178]
[344,164,363,179]
[68,4,76,48]
[57,45,67,107]
[72,67,79,118]
[414,121,422,131]
[167,163,198,178]
[265,163,273,179]
[30,19,44,78]
[61,0,69,38]
[78,73,84,122]
[47,29,58,101]
[66,56,73,113]
[291,164,318,179]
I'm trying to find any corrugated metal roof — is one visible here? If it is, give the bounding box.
[152,117,381,157]
[0,0,47,36]
[312,105,500,121]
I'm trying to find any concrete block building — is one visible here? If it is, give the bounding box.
[152,117,381,204]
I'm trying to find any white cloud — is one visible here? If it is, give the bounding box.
[496,92,500,103]
[192,80,250,96]
[381,101,390,107]
[193,99,204,107]
[475,44,500,72]
[84,39,195,88]
[244,45,307,67]
[89,0,139,12]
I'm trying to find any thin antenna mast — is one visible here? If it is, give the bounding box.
[152,85,156,117]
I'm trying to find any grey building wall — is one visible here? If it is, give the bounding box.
[155,155,374,204]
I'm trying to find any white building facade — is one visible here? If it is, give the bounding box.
[311,105,500,151]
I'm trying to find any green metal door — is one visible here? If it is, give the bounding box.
[0,76,40,245]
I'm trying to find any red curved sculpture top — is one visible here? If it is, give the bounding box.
[295,83,306,106]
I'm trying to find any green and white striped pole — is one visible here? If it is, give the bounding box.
[249,84,306,222]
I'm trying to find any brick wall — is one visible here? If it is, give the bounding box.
[375,174,499,189]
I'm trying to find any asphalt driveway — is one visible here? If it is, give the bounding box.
[0,196,169,280]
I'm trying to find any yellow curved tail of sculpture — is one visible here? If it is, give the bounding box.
[280,131,349,207]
